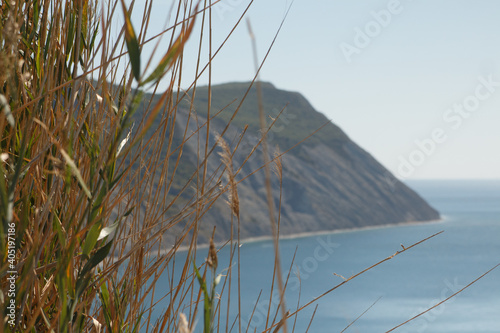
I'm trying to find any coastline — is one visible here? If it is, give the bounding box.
[170,217,446,254]
[109,217,446,261]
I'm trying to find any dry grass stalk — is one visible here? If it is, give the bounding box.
[178,313,191,333]
[216,134,239,219]
[207,237,218,270]
[273,147,283,181]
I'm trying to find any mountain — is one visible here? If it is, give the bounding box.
[131,81,440,246]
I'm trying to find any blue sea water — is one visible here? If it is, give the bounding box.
[151,180,500,332]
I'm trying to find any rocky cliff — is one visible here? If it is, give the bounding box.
[132,82,440,245]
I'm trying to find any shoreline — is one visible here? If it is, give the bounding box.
[170,217,446,253]
[110,217,446,261]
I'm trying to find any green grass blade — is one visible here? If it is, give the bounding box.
[120,0,141,81]
[59,147,92,199]
[79,239,113,279]
[82,222,101,258]
[193,260,212,333]
[131,311,144,333]
[100,282,113,331]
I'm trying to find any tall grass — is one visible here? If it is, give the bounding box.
[0,0,224,330]
[1,0,496,332]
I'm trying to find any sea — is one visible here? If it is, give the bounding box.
[149,180,500,332]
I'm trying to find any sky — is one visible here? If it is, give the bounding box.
[131,0,500,180]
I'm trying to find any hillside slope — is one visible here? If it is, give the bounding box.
[133,82,440,245]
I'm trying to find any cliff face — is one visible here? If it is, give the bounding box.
[134,82,439,245]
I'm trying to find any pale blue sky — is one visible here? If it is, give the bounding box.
[132,0,500,179]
